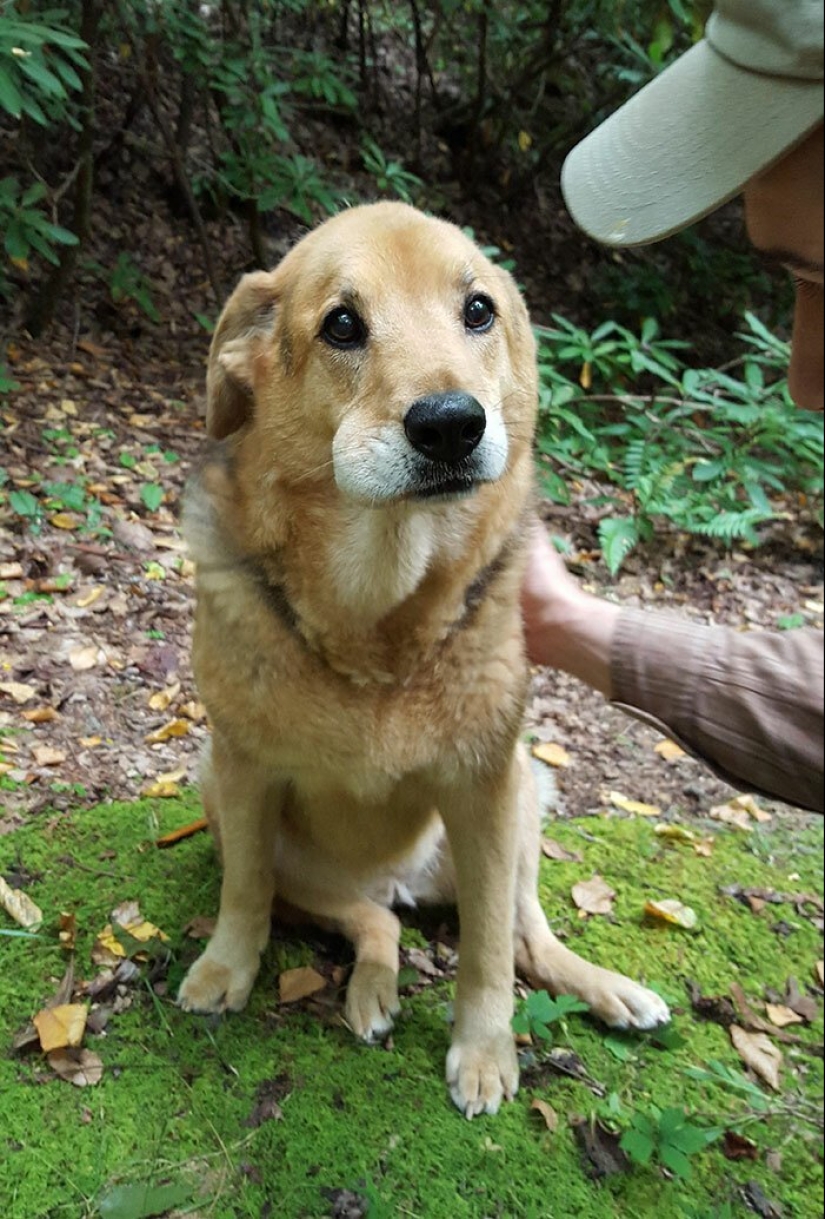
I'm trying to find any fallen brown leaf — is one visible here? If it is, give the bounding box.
[0,874,43,929]
[530,1098,559,1132]
[47,1047,103,1087]
[183,915,216,940]
[721,1130,759,1161]
[69,644,103,672]
[729,1024,782,1090]
[33,1003,88,1052]
[541,838,583,864]
[784,976,818,1023]
[571,875,615,917]
[0,681,35,704]
[279,966,327,1004]
[58,911,77,951]
[765,1003,803,1028]
[32,745,67,767]
[710,794,771,831]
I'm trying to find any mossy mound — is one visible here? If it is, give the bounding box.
[1,797,822,1218]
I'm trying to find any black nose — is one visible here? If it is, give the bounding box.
[403,393,486,465]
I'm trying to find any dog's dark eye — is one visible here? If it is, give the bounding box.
[321,307,365,349]
[464,293,495,333]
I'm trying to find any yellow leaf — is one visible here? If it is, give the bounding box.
[608,790,661,818]
[654,739,686,762]
[531,741,572,769]
[654,824,696,842]
[579,361,592,390]
[142,779,181,799]
[33,1003,88,1052]
[49,513,78,530]
[75,586,104,609]
[148,683,180,712]
[0,874,43,929]
[21,706,59,724]
[517,130,533,152]
[644,898,698,930]
[145,717,191,744]
[79,735,102,748]
[279,966,327,1004]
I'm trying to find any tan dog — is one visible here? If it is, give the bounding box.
[177,202,669,1116]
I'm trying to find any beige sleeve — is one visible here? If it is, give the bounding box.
[610,608,824,814]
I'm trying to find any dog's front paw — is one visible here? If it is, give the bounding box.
[583,968,670,1031]
[446,1033,519,1118]
[178,947,260,1014]
[345,962,400,1042]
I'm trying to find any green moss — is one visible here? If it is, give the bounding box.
[0,800,822,1218]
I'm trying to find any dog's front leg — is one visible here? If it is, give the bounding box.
[439,758,520,1118]
[178,739,279,1014]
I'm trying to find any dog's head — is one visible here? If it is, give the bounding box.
[207,202,537,506]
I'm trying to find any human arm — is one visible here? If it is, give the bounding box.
[522,527,824,814]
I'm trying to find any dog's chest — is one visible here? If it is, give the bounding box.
[194,590,524,793]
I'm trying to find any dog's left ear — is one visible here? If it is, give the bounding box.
[206,270,278,439]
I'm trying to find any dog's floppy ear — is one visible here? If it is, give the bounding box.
[206,270,278,439]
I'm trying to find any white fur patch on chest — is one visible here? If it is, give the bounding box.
[327,509,437,617]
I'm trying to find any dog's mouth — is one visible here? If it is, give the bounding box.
[411,470,479,500]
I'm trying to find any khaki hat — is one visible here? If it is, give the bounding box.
[561,0,824,247]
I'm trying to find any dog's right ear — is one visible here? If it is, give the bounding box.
[206,271,278,439]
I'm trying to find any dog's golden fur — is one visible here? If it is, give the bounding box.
[178,202,668,1116]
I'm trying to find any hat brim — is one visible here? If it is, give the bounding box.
[561,41,824,247]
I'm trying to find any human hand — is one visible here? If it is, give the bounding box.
[521,522,619,697]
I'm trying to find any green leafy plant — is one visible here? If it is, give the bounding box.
[108,252,160,323]
[0,7,87,126]
[140,483,164,513]
[536,312,823,573]
[0,176,79,267]
[512,990,590,1041]
[361,137,423,204]
[620,1105,717,1178]
[0,363,20,393]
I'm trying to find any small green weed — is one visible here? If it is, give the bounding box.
[512,990,589,1041]
[620,1105,717,1178]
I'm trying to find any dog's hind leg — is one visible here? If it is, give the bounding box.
[512,745,670,1031]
